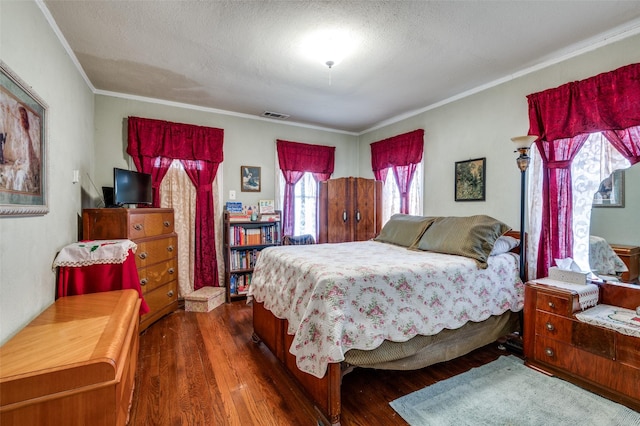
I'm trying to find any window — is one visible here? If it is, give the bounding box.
[160,159,225,296]
[529,134,631,278]
[381,162,423,224]
[278,171,317,237]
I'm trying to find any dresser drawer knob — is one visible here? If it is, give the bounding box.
[545,348,554,357]
[545,322,555,331]
[140,278,148,286]
[548,301,555,309]
[168,268,175,274]
[139,252,147,260]
[134,224,143,231]
[167,290,175,298]
[167,245,174,252]
[164,221,171,227]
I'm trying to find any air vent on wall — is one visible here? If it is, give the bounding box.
[261,111,290,120]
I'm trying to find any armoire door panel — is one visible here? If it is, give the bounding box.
[353,178,377,241]
[326,178,351,243]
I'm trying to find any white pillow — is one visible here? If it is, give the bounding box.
[490,235,519,256]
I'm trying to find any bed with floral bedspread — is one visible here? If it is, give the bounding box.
[249,239,523,378]
[248,214,523,425]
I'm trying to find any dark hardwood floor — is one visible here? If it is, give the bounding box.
[130,302,520,426]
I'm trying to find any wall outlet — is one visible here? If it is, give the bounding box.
[229,190,236,200]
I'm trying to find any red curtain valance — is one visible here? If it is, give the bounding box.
[370,129,424,171]
[126,116,224,291]
[527,63,640,142]
[127,116,224,163]
[276,140,335,174]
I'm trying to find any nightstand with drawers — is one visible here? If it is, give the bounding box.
[523,280,640,411]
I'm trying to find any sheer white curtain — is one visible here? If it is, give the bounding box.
[381,162,423,224]
[571,134,630,272]
[527,144,544,281]
[160,160,224,297]
[527,135,630,279]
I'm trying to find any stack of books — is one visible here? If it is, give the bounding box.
[259,213,280,222]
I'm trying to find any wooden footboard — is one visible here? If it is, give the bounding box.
[252,301,342,426]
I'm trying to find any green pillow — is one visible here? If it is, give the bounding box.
[374,214,438,247]
[412,215,511,268]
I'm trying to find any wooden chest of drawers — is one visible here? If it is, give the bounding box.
[0,290,140,425]
[82,208,179,331]
[524,281,640,411]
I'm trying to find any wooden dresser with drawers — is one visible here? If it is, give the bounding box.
[82,208,179,331]
[524,280,640,411]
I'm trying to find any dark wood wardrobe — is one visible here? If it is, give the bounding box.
[317,177,383,243]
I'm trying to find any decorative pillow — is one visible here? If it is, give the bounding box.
[411,215,511,268]
[374,214,438,247]
[489,235,520,256]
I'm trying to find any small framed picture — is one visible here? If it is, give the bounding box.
[259,199,275,214]
[455,157,486,202]
[241,166,261,192]
[593,170,624,207]
[0,60,49,216]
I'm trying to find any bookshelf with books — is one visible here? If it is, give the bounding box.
[223,210,281,302]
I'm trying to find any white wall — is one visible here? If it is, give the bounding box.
[0,1,95,343]
[358,34,640,237]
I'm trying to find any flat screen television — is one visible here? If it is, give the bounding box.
[113,168,153,206]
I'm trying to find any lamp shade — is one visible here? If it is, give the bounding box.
[511,135,538,149]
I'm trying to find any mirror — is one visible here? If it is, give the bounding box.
[590,162,640,283]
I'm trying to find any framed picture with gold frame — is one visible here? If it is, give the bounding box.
[0,60,48,216]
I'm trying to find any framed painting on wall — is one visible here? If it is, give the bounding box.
[241,165,261,192]
[455,157,486,202]
[593,169,624,207]
[0,61,48,216]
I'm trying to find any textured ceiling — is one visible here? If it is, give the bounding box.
[43,1,640,133]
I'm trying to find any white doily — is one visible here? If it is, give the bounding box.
[534,278,599,310]
[53,239,137,268]
[576,304,640,338]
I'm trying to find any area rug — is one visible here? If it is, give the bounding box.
[390,355,640,426]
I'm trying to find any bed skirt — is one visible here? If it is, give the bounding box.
[344,311,519,370]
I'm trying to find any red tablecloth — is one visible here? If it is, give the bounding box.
[55,242,149,315]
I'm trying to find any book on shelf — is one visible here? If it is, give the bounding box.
[229,223,280,246]
[229,273,251,295]
[226,202,243,213]
[228,213,251,222]
[259,213,280,222]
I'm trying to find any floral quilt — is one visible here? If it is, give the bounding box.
[248,240,523,378]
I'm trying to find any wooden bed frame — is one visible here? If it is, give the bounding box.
[251,230,523,426]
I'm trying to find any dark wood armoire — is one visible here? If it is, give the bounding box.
[317,177,383,243]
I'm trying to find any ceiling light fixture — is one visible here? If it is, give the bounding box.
[301,29,358,69]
